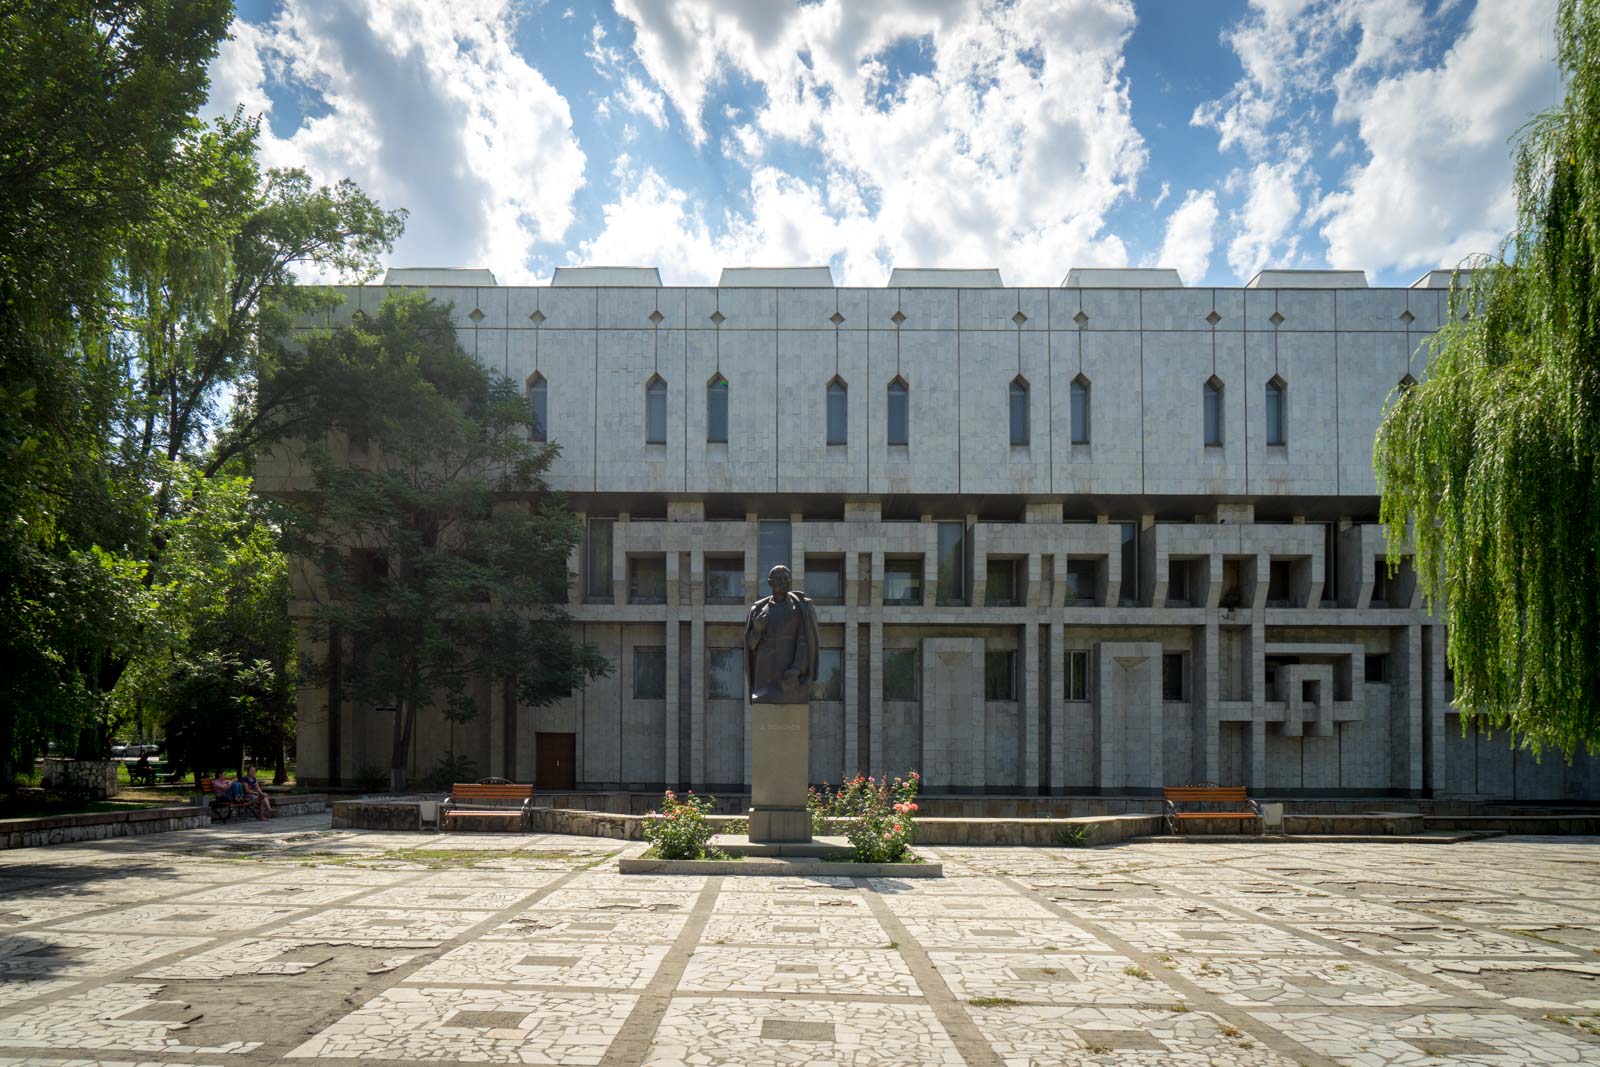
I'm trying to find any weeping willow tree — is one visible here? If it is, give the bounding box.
[1375,0,1600,758]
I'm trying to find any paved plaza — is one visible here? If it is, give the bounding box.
[0,817,1598,1065]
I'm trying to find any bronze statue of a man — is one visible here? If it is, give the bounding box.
[744,565,820,704]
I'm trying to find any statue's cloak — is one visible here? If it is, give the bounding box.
[744,591,821,704]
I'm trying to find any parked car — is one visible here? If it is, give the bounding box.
[110,742,129,757]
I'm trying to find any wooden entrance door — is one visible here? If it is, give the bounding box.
[535,732,576,789]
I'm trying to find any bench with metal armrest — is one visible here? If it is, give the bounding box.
[440,783,533,831]
[1163,785,1262,834]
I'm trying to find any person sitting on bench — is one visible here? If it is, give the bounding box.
[240,763,271,821]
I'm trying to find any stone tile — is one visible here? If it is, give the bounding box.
[135,937,421,979]
[286,986,633,1064]
[896,917,1110,951]
[713,891,871,915]
[0,932,209,977]
[407,941,667,990]
[880,893,1056,919]
[1096,921,1333,957]
[1255,1008,1599,1066]
[930,951,1178,1005]
[344,885,543,910]
[1405,959,1600,1010]
[162,882,369,907]
[538,889,693,913]
[963,1004,1293,1066]
[0,983,260,1055]
[643,997,964,1066]
[1170,955,1461,1008]
[50,903,303,935]
[1302,923,1584,959]
[679,947,919,996]
[267,907,494,943]
[485,910,688,944]
[700,915,891,948]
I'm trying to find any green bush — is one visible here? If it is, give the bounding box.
[644,790,718,860]
[812,771,921,863]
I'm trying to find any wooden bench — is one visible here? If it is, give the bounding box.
[1163,785,1262,834]
[199,777,262,823]
[441,783,532,831]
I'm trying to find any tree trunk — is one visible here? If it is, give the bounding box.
[389,669,417,793]
[0,707,14,794]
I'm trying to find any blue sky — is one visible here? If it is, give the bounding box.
[210,0,1562,287]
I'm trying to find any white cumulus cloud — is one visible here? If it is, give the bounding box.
[1155,190,1219,284]
[590,0,1146,285]
[205,0,586,283]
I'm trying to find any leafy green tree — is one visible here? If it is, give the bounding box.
[276,295,609,791]
[1376,0,1600,756]
[0,0,233,787]
[121,471,297,782]
[0,0,405,786]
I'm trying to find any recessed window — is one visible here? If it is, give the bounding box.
[1066,650,1090,701]
[985,557,1019,606]
[707,374,728,443]
[1162,652,1187,702]
[1070,374,1091,444]
[814,648,844,701]
[1265,376,1286,446]
[527,373,547,442]
[757,520,791,581]
[1364,653,1391,683]
[1166,559,1190,606]
[883,648,918,700]
[1203,377,1224,446]
[984,651,1016,701]
[1267,560,1293,607]
[707,648,743,699]
[883,558,923,605]
[1065,558,1098,604]
[936,522,965,605]
[628,555,667,604]
[1220,559,1244,608]
[585,520,613,603]
[1009,377,1029,446]
[633,648,666,699]
[645,376,667,444]
[705,556,743,603]
[805,556,843,603]
[1118,522,1139,605]
[1372,559,1390,606]
[826,378,847,445]
[887,378,909,446]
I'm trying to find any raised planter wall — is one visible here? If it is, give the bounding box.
[0,805,203,850]
[41,759,119,799]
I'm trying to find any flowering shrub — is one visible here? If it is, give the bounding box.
[810,771,920,862]
[643,790,718,860]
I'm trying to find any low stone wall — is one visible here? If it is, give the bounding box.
[1285,812,1426,835]
[331,799,423,831]
[41,759,119,799]
[1424,814,1600,835]
[0,805,205,850]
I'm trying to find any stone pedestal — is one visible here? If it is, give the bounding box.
[748,702,812,843]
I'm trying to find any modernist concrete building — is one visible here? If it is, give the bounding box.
[276,264,1600,800]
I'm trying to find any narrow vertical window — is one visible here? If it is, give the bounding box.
[1009,377,1029,445]
[645,376,667,444]
[1265,376,1286,446]
[706,374,728,443]
[887,378,909,446]
[1203,376,1224,446]
[826,378,848,445]
[527,374,547,442]
[1070,374,1090,444]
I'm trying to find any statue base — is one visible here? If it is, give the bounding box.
[747,807,812,843]
[747,701,813,844]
